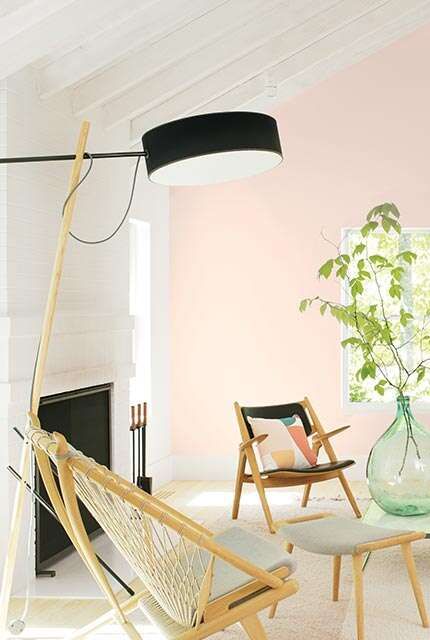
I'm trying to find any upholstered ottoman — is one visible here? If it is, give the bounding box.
[275,513,428,640]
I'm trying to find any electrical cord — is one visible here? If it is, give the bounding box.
[29,153,141,409]
[67,153,142,245]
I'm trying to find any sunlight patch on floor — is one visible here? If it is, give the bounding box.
[187,490,301,507]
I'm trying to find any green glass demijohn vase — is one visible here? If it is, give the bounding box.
[367,396,430,516]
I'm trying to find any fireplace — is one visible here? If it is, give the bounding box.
[35,384,112,574]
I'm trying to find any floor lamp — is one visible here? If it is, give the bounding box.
[0,111,283,636]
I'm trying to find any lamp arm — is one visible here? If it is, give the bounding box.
[0,150,147,164]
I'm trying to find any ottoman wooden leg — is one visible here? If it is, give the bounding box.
[352,554,364,640]
[401,542,429,628]
[333,556,341,602]
[268,603,278,619]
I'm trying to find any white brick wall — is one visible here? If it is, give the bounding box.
[0,68,171,589]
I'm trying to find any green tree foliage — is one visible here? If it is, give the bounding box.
[300,204,430,403]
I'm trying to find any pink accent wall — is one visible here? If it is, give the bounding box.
[170,24,430,461]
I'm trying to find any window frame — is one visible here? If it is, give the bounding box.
[340,226,430,413]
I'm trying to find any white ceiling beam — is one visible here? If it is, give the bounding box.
[243,0,430,113]
[102,0,345,128]
[0,0,34,15]
[0,0,143,80]
[37,0,222,98]
[129,0,424,142]
[0,0,75,44]
[194,0,430,114]
[71,0,281,115]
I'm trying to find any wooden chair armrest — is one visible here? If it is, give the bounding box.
[239,434,268,451]
[312,425,350,443]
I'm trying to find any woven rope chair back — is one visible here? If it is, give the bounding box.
[28,427,212,630]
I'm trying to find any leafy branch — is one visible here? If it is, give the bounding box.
[299,203,430,401]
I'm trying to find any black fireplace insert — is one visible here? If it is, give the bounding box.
[35,383,111,574]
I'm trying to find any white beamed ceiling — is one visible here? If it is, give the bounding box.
[0,0,429,143]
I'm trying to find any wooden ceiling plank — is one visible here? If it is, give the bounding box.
[0,0,143,80]
[192,0,430,116]
[129,0,429,140]
[0,0,75,45]
[71,0,282,114]
[244,0,430,111]
[101,0,346,127]
[37,0,227,98]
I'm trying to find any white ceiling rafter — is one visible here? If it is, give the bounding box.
[37,0,227,98]
[71,0,285,116]
[244,0,430,113]
[0,0,145,80]
[192,0,430,115]
[101,0,348,129]
[129,0,430,143]
[128,0,389,140]
[0,0,429,147]
[0,0,75,45]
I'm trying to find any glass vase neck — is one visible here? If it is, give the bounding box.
[396,395,411,418]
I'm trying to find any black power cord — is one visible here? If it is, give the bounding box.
[29,154,142,409]
[65,153,142,244]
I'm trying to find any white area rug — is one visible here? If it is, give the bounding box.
[102,490,430,639]
[13,489,430,639]
[179,491,429,640]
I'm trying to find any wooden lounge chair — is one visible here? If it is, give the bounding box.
[232,397,361,533]
[26,418,298,640]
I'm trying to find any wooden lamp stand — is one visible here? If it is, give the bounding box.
[0,122,91,635]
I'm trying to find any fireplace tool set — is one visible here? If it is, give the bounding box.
[130,402,152,494]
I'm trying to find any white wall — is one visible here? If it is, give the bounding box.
[131,175,171,487]
[0,79,9,584]
[0,68,171,588]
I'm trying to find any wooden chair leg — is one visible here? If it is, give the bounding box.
[254,475,275,534]
[246,453,275,533]
[301,482,312,507]
[332,555,341,602]
[232,449,246,520]
[268,602,278,619]
[338,471,362,518]
[240,614,268,640]
[401,542,429,628]
[352,554,364,640]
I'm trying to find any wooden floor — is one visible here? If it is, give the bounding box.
[7,479,369,636]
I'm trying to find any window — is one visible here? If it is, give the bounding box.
[342,228,430,407]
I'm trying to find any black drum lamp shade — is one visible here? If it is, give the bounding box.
[142,111,283,186]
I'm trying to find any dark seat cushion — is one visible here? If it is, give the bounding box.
[263,459,355,474]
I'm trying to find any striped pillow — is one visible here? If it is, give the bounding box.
[248,416,317,471]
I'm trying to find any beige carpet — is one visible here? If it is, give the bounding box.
[200,494,430,640]
[9,485,430,639]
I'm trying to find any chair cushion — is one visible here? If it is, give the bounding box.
[247,416,317,472]
[278,515,409,555]
[209,526,296,601]
[264,459,355,475]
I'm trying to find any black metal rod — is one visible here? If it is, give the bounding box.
[137,428,141,479]
[0,150,147,164]
[11,430,135,596]
[142,427,146,478]
[132,431,136,484]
